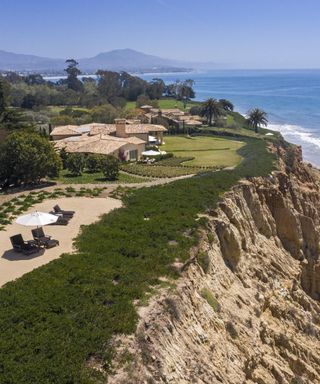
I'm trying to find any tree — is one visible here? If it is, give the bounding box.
[96,70,122,102]
[0,131,61,188]
[247,108,268,133]
[86,154,105,173]
[146,78,165,99]
[21,94,37,109]
[0,77,10,117]
[25,74,45,85]
[0,78,34,131]
[176,79,195,108]
[201,98,224,126]
[102,155,119,180]
[219,99,234,112]
[65,59,83,92]
[65,153,85,176]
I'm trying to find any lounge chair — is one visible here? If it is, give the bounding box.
[31,228,59,249]
[49,215,69,225]
[10,234,39,255]
[52,205,75,218]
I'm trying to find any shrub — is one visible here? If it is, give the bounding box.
[86,154,105,173]
[102,155,119,181]
[225,321,238,339]
[201,289,220,311]
[66,153,86,176]
[198,252,210,273]
[189,105,202,116]
[59,147,69,169]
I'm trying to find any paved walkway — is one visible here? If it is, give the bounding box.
[0,197,122,287]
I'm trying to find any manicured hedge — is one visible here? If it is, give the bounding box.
[0,137,276,383]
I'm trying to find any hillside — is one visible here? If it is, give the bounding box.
[0,48,190,73]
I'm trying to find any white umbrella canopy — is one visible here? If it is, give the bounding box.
[16,212,58,227]
[142,150,161,156]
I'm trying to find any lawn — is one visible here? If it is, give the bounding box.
[0,137,277,383]
[51,170,149,184]
[162,135,245,167]
[126,98,200,111]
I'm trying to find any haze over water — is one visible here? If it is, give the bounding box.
[142,70,320,166]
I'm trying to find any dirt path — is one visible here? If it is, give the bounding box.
[0,174,194,204]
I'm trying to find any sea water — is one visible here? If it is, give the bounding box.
[142,70,320,166]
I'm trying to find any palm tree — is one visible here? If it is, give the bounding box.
[219,99,234,112]
[201,98,223,126]
[247,108,268,133]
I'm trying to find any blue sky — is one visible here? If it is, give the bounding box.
[0,0,319,68]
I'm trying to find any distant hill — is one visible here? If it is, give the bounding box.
[0,49,195,73]
[0,50,64,72]
[78,48,190,73]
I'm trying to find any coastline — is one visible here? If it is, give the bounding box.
[235,108,320,167]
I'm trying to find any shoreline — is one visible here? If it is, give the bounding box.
[235,109,320,167]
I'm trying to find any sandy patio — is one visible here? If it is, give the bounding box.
[0,196,122,287]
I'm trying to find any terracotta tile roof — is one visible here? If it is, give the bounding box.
[50,125,82,137]
[54,133,145,156]
[125,124,167,134]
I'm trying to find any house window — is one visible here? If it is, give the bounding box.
[129,149,138,161]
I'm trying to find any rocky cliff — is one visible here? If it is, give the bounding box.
[109,149,320,384]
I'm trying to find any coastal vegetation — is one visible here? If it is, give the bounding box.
[53,169,148,184]
[0,134,277,383]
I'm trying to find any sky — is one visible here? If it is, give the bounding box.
[0,0,320,68]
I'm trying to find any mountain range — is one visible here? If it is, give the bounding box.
[0,48,219,74]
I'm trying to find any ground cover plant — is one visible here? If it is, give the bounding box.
[0,136,277,383]
[53,169,149,184]
[162,135,244,167]
[120,163,203,178]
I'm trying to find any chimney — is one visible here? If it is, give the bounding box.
[115,118,127,138]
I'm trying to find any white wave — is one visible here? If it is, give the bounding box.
[268,123,320,149]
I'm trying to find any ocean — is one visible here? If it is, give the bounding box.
[141,70,320,166]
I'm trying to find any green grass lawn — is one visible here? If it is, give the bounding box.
[126,98,200,111]
[162,136,244,167]
[52,170,149,184]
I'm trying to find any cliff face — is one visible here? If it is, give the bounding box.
[109,155,320,384]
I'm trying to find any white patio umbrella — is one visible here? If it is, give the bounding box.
[16,211,58,227]
[142,150,161,156]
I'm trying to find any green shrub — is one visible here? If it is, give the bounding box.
[201,288,220,311]
[86,154,105,173]
[102,155,119,181]
[198,252,210,273]
[66,153,86,176]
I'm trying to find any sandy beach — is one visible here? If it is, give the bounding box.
[0,196,122,287]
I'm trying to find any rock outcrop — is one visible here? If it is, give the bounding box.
[108,156,320,383]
